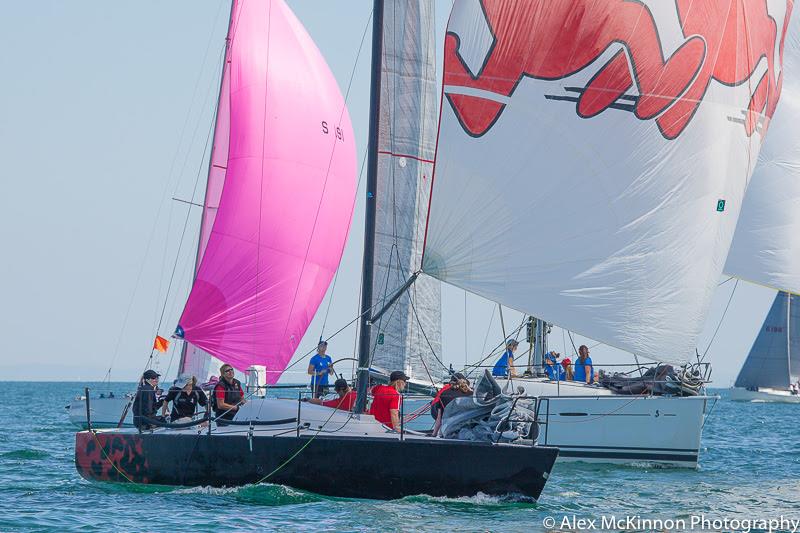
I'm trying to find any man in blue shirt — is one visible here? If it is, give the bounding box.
[308,341,334,398]
[492,339,519,377]
[572,345,594,384]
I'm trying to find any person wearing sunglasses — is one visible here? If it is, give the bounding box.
[212,365,246,422]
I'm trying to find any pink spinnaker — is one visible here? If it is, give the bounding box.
[177,0,356,382]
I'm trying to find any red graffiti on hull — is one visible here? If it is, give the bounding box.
[444,0,791,139]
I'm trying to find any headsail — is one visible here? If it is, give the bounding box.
[725,13,800,295]
[423,0,793,363]
[176,0,356,382]
[369,0,442,379]
[734,292,798,389]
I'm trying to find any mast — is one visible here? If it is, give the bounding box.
[177,0,236,374]
[788,293,792,382]
[355,0,385,414]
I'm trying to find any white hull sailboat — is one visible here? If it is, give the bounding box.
[730,292,800,403]
[497,378,711,466]
[404,0,793,471]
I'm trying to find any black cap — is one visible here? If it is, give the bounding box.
[142,369,160,380]
[334,378,349,390]
[318,340,328,347]
[389,370,410,382]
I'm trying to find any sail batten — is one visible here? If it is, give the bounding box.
[424,0,793,364]
[176,0,356,381]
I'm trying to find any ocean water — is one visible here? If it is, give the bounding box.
[1,381,798,532]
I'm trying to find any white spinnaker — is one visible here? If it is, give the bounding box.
[423,0,791,364]
[725,17,800,295]
[369,0,442,379]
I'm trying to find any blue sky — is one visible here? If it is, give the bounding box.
[0,1,776,385]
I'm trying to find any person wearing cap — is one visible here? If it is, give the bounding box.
[309,378,357,411]
[561,357,574,381]
[213,364,246,422]
[544,351,565,381]
[492,339,519,378]
[432,374,472,437]
[369,370,408,431]
[162,374,207,422]
[308,341,334,398]
[132,369,165,430]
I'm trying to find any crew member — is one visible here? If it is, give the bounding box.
[492,339,519,377]
[163,374,207,421]
[308,340,334,398]
[573,345,594,384]
[309,378,357,411]
[132,369,165,430]
[369,370,408,431]
[213,364,246,421]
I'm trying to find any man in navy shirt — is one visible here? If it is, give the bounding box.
[308,340,334,398]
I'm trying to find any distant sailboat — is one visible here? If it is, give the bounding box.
[730,292,800,402]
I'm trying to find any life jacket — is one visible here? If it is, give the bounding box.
[211,378,243,413]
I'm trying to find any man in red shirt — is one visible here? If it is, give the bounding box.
[369,370,408,431]
[309,378,357,411]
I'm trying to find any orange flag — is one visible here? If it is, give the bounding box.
[153,335,170,353]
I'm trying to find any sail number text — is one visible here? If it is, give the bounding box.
[321,121,344,142]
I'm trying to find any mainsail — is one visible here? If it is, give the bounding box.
[176,0,357,382]
[734,292,799,389]
[725,12,800,295]
[369,0,442,379]
[423,0,793,363]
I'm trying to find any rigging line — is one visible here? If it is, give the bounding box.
[718,276,735,286]
[701,278,739,361]
[460,318,526,376]
[480,304,496,356]
[102,26,227,381]
[278,6,374,350]
[282,285,391,374]
[567,330,579,357]
[144,81,219,372]
[317,9,373,340]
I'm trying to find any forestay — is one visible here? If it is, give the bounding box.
[725,13,800,295]
[369,0,442,379]
[176,0,356,381]
[423,0,793,363]
[734,292,799,389]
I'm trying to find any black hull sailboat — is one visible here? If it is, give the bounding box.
[75,429,557,499]
[75,0,561,501]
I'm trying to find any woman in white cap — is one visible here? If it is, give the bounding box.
[162,374,207,422]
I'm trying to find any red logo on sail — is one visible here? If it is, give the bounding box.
[444,0,792,139]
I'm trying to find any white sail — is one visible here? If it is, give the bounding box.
[370,0,442,379]
[423,0,792,363]
[725,15,800,295]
